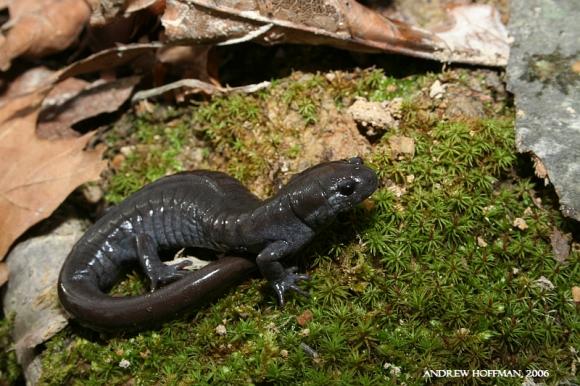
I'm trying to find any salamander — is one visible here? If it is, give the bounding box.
[58,157,378,330]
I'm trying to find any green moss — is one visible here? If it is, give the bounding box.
[0,315,22,384]
[104,112,191,204]
[39,68,579,385]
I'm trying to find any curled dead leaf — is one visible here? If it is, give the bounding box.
[0,44,160,259]
[531,154,549,184]
[160,1,507,66]
[38,76,141,139]
[0,91,106,259]
[0,262,8,287]
[0,67,55,106]
[0,0,90,71]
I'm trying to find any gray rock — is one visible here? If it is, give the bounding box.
[3,218,88,385]
[507,0,580,221]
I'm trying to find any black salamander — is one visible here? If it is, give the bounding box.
[58,157,378,330]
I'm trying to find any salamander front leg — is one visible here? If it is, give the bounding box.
[135,234,192,291]
[256,241,310,307]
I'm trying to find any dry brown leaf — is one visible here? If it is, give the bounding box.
[0,44,159,259]
[0,262,8,286]
[126,0,164,14]
[38,77,140,139]
[88,0,165,25]
[0,0,90,71]
[160,0,508,66]
[58,43,160,80]
[532,154,549,183]
[0,92,106,259]
[0,67,55,107]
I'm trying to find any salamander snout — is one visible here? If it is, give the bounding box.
[319,158,379,213]
[351,163,379,201]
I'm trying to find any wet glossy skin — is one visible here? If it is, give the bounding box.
[58,157,378,330]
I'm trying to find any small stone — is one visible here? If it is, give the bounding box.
[457,328,470,336]
[119,359,130,369]
[477,236,488,248]
[534,276,555,291]
[215,324,227,336]
[513,217,528,230]
[429,80,446,99]
[82,184,103,204]
[119,145,135,157]
[387,184,406,198]
[572,286,580,304]
[389,136,415,158]
[550,228,571,263]
[299,328,310,337]
[383,362,402,376]
[347,98,400,133]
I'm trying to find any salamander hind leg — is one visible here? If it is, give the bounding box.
[135,234,192,291]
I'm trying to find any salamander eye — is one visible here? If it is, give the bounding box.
[337,179,356,196]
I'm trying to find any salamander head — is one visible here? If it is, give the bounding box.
[284,157,379,229]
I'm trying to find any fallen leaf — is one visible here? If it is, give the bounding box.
[160,1,508,66]
[156,45,214,86]
[88,0,165,25]
[58,43,160,80]
[0,263,8,286]
[531,154,549,183]
[38,76,141,139]
[432,5,509,66]
[0,44,159,259]
[0,67,55,106]
[0,91,106,259]
[550,228,572,264]
[0,0,90,71]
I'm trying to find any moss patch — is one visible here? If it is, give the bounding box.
[0,315,21,384]
[38,68,579,385]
